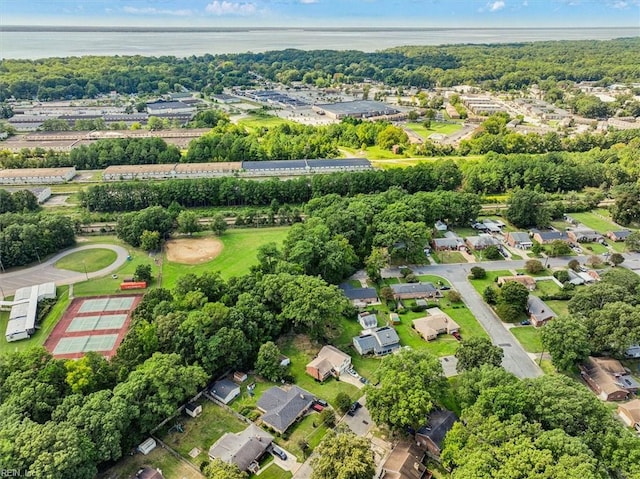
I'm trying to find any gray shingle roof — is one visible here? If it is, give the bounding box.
[208,423,273,471]
[417,410,458,449]
[210,379,240,402]
[509,232,532,243]
[390,283,438,295]
[527,295,557,319]
[257,386,313,433]
[339,284,379,301]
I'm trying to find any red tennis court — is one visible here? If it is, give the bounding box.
[44,295,142,359]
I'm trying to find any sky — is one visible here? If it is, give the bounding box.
[1,0,639,27]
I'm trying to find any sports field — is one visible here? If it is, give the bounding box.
[44,295,142,359]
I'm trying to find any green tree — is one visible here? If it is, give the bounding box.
[568,259,580,271]
[455,337,504,372]
[255,341,287,382]
[586,302,640,356]
[625,231,640,252]
[311,430,375,479]
[320,408,336,427]
[499,281,529,312]
[177,210,201,235]
[203,459,247,479]
[365,247,387,283]
[64,352,114,395]
[210,214,228,236]
[483,286,498,305]
[611,184,640,226]
[524,259,544,274]
[548,240,571,257]
[609,252,625,266]
[483,245,501,260]
[470,266,486,279]
[541,316,590,372]
[134,264,152,283]
[335,392,352,414]
[366,349,447,432]
[505,189,550,228]
[139,230,161,252]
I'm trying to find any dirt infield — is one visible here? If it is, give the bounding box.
[44,295,142,359]
[165,237,223,264]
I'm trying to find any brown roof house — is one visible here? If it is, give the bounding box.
[257,385,313,434]
[415,410,459,459]
[208,423,273,473]
[412,308,460,341]
[580,356,640,401]
[306,345,352,382]
[498,275,536,291]
[505,232,533,249]
[526,295,557,327]
[382,441,432,479]
[617,399,640,432]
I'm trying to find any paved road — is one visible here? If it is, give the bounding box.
[0,244,129,298]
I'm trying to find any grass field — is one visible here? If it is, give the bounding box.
[161,227,289,290]
[0,286,70,355]
[510,325,544,353]
[258,464,292,479]
[469,270,512,295]
[546,299,569,317]
[54,248,117,273]
[532,280,562,297]
[274,413,329,461]
[98,445,203,479]
[237,114,294,131]
[160,400,246,461]
[431,251,467,264]
[569,211,623,234]
[406,121,463,138]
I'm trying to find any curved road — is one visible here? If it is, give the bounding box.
[0,244,129,298]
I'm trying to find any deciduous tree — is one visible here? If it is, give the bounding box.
[311,430,375,479]
[540,316,590,371]
[455,337,504,372]
[255,341,287,382]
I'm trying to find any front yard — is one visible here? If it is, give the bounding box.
[510,325,544,353]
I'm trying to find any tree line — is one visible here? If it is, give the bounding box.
[0,189,39,214]
[2,38,639,101]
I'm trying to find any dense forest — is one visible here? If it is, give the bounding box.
[1,38,639,101]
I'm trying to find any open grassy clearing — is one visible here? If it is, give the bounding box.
[569,211,623,234]
[431,251,467,264]
[54,248,117,273]
[273,413,329,462]
[237,114,294,131]
[0,286,70,355]
[159,400,246,462]
[510,325,544,353]
[161,227,289,289]
[546,299,569,317]
[469,270,511,295]
[532,280,562,297]
[98,445,203,479]
[406,121,463,138]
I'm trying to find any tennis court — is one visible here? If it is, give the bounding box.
[53,334,119,355]
[67,314,128,332]
[78,296,136,314]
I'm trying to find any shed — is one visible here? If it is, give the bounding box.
[234,371,248,383]
[137,437,157,455]
[211,379,241,404]
[185,402,202,418]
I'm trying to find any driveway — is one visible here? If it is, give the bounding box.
[0,244,129,298]
[269,446,302,474]
[342,395,373,437]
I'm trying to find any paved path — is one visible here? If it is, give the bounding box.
[0,244,129,298]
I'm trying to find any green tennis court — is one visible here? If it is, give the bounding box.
[67,314,128,332]
[53,334,119,355]
[78,297,136,314]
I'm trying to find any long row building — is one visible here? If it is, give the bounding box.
[3,282,56,342]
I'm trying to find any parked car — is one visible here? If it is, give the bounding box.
[311,403,324,412]
[359,377,369,384]
[452,331,462,341]
[520,320,531,326]
[315,398,328,407]
[272,446,287,461]
[347,401,362,416]
[439,286,451,291]
[347,368,358,377]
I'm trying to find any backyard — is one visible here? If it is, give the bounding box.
[98,446,203,479]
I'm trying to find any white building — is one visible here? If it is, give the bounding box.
[4,283,56,342]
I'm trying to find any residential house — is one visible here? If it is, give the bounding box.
[257,385,314,434]
[306,345,352,382]
[339,283,379,305]
[412,308,460,341]
[526,295,557,326]
[617,399,640,432]
[358,312,378,329]
[382,441,432,479]
[465,234,501,251]
[607,230,632,242]
[567,269,594,286]
[505,232,533,249]
[481,219,504,233]
[497,275,537,291]
[210,379,241,405]
[416,410,459,459]
[353,326,401,356]
[625,344,640,359]
[580,356,640,401]
[136,467,164,479]
[434,220,448,232]
[567,228,603,243]
[431,237,463,251]
[208,423,273,473]
[530,229,570,245]
[390,283,442,300]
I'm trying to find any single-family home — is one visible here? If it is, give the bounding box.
[358,312,378,329]
[412,308,460,341]
[390,283,442,300]
[306,345,352,382]
[526,295,557,327]
[434,220,448,232]
[210,379,241,405]
[497,275,537,291]
[580,356,640,401]
[568,228,603,243]
[431,237,463,251]
[339,283,379,305]
[505,232,533,249]
[184,402,202,418]
[625,344,640,359]
[415,410,459,459]
[257,385,314,434]
[481,219,503,233]
[531,229,570,245]
[353,326,401,356]
[465,234,501,251]
[568,269,586,285]
[382,441,432,479]
[617,399,640,432]
[208,423,273,473]
[607,230,632,242]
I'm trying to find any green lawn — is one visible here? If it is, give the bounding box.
[532,280,561,297]
[274,413,329,461]
[569,211,622,234]
[546,299,569,317]
[54,248,117,273]
[256,464,292,479]
[161,227,289,289]
[237,114,294,131]
[160,400,246,461]
[469,270,513,295]
[0,286,70,354]
[431,251,467,264]
[406,121,463,139]
[582,242,609,255]
[97,445,203,479]
[510,325,544,353]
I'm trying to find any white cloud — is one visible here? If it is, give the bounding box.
[205,1,258,15]
[123,6,193,16]
[299,0,319,3]
[522,0,528,6]
[611,1,628,7]
[488,1,505,11]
